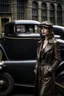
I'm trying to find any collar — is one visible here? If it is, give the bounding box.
[48,38,55,44]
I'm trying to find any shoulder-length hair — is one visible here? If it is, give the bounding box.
[47,28,54,40]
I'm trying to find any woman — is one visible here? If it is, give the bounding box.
[34,21,61,96]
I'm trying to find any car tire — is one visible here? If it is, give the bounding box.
[0,72,14,96]
[55,71,64,96]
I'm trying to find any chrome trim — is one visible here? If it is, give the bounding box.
[4,60,36,64]
[14,83,34,88]
[59,61,64,66]
[4,35,40,40]
[55,82,64,88]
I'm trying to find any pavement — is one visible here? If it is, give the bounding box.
[8,86,62,96]
[9,86,34,96]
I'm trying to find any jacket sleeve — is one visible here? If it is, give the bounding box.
[48,41,61,73]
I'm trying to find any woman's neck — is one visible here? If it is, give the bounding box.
[44,36,48,41]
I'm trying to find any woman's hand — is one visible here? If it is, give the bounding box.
[34,68,37,74]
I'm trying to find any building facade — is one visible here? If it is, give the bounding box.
[0,0,64,32]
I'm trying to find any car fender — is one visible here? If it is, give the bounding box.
[55,71,64,96]
[0,44,9,60]
[56,61,64,74]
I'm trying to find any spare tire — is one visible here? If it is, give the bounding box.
[55,71,64,96]
[0,72,14,96]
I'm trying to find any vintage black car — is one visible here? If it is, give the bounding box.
[0,20,64,96]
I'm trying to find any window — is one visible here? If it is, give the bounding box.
[17,0,25,19]
[57,4,62,25]
[16,24,39,34]
[17,25,25,33]
[32,1,38,21]
[5,24,15,36]
[0,0,10,13]
[41,3,47,21]
[1,18,9,30]
[50,4,55,24]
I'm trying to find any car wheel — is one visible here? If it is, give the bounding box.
[55,71,64,96]
[0,72,14,96]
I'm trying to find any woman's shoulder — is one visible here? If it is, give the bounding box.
[49,38,60,47]
[49,37,59,44]
[52,38,60,48]
[53,38,57,43]
[53,38,59,44]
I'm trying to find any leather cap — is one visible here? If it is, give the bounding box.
[40,21,53,29]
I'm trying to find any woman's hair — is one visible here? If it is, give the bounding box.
[47,28,54,39]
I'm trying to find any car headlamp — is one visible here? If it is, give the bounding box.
[0,61,5,70]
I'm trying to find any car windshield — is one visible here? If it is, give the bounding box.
[16,24,39,34]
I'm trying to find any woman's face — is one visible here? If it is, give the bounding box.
[40,27,49,36]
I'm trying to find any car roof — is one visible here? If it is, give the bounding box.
[5,20,40,25]
[53,25,64,31]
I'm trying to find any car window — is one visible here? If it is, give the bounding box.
[17,25,25,33]
[16,24,39,34]
[4,24,15,36]
[53,28,64,40]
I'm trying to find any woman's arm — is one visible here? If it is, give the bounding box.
[48,41,61,73]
